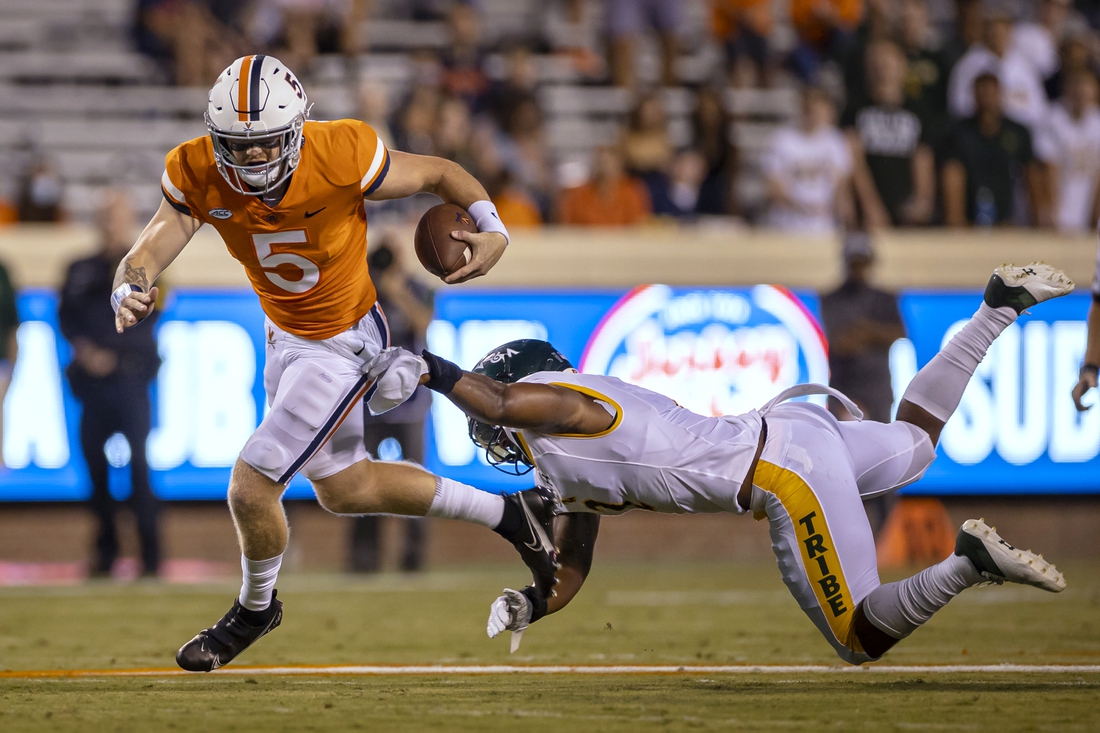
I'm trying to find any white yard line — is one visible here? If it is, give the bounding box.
[4,664,1100,678]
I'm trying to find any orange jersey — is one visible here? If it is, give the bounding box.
[161,119,391,340]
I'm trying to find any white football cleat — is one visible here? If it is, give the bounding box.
[984,262,1074,315]
[954,518,1066,593]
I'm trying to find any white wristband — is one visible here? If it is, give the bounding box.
[467,200,509,245]
[111,283,143,314]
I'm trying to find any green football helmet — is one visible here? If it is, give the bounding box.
[468,339,574,474]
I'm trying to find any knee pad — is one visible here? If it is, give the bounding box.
[241,361,360,483]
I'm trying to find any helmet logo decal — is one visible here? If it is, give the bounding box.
[235,54,268,122]
[236,55,253,122]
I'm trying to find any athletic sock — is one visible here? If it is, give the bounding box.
[491,495,524,540]
[861,554,984,639]
[239,553,282,614]
[901,302,1016,422]
[425,477,505,529]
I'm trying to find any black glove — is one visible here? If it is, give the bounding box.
[421,349,462,394]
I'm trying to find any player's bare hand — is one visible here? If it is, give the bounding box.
[1071,369,1097,412]
[443,230,507,284]
[115,286,159,333]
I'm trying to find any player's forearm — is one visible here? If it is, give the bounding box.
[1086,300,1100,367]
[546,513,599,615]
[112,200,199,291]
[442,371,512,425]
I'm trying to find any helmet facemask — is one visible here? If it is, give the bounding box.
[466,339,574,476]
[206,112,305,196]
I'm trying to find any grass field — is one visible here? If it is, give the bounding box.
[1,559,1098,731]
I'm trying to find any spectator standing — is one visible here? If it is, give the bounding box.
[789,0,865,82]
[499,97,556,221]
[898,0,951,143]
[820,232,905,532]
[481,46,540,132]
[558,145,651,225]
[440,3,490,107]
[605,0,683,88]
[1012,0,1071,83]
[1044,32,1096,101]
[58,191,162,578]
[948,7,1048,133]
[0,256,18,468]
[350,239,434,573]
[395,78,442,156]
[434,96,479,174]
[650,149,709,218]
[357,81,395,151]
[623,92,675,206]
[844,40,936,226]
[940,0,985,73]
[1035,71,1100,233]
[692,87,736,215]
[712,0,774,85]
[942,73,1044,226]
[762,87,855,233]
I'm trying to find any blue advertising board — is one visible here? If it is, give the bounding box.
[2,286,1097,500]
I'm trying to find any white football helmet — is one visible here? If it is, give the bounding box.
[205,55,309,196]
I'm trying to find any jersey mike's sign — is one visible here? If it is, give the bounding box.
[2,288,1098,500]
[578,284,829,417]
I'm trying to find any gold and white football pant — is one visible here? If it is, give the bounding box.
[750,401,936,664]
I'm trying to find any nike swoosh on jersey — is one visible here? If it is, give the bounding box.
[304,207,327,218]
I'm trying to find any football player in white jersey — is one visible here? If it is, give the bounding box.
[379,263,1073,664]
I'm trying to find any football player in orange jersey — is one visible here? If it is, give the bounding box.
[110,55,557,672]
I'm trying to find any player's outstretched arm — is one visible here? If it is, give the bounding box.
[113,199,201,333]
[419,354,615,436]
[365,150,508,284]
[547,513,600,615]
[487,512,599,642]
[1072,299,1100,411]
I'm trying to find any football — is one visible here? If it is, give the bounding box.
[413,203,477,278]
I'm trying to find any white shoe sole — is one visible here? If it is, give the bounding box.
[992,262,1075,304]
[958,519,1066,593]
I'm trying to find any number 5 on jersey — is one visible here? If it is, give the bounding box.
[252,230,320,294]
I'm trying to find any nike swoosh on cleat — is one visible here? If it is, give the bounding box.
[519,498,552,553]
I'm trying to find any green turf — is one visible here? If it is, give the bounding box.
[1,560,1098,731]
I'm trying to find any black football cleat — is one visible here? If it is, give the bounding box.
[176,592,283,672]
[499,486,560,597]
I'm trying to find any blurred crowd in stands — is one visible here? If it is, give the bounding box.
[9,0,1100,234]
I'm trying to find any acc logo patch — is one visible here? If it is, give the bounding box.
[208,208,233,219]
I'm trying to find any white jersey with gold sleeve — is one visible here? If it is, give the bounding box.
[512,372,763,515]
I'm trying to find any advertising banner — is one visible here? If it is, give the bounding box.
[2,287,1096,500]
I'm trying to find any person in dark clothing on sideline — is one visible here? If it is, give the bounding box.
[0,256,18,468]
[59,191,162,578]
[820,232,907,534]
[350,237,434,573]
